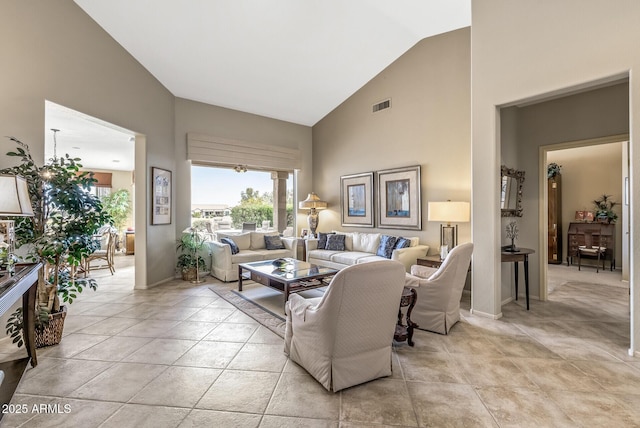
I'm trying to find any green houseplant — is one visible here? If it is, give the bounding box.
[176,227,209,282]
[1,137,111,347]
[593,194,618,224]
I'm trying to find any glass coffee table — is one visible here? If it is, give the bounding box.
[238,259,338,311]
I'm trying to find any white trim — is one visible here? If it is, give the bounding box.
[469,308,503,320]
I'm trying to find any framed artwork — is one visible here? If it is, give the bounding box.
[151,167,172,225]
[340,172,374,227]
[376,165,421,230]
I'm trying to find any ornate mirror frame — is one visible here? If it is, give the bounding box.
[500,165,525,217]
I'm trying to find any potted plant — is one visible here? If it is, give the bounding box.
[1,137,111,348]
[100,188,131,250]
[593,194,618,224]
[176,227,209,283]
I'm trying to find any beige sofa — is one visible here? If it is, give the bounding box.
[306,231,428,272]
[209,231,298,282]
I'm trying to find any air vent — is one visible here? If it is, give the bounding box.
[372,98,391,113]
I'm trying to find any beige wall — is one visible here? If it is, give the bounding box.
[548,143,623,264]
[0,1,176,287]
[312,28,471,251]
[472,0,640,351]
[174,98,313,234]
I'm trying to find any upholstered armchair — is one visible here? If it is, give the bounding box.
[404,242,473,334]
[284,260,405,392]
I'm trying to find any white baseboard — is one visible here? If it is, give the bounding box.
[469,308,503,320]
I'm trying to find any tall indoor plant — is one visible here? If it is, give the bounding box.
[1,137,111,347]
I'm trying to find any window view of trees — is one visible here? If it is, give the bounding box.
[191,166,294,231]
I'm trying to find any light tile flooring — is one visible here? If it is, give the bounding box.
[0,256,637,427]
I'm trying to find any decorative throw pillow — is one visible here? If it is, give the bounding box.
[394,237,411,249]
[264,235,285,250]
[325,233,346,251]
[377,235,398,259]
[317,232,335,249]
[220,237,239,255]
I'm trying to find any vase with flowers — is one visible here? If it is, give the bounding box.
[593,194,618,224]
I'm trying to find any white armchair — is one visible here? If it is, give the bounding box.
[404,242,473,334]
[284,260,405,392]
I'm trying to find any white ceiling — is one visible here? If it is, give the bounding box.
[50,1,470,172]
[74,0,471,126]
[45,101,135,171]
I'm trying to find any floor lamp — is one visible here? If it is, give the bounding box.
[427,201,470,259]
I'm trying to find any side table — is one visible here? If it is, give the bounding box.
[416,255,443,269]
[394,287,418,346]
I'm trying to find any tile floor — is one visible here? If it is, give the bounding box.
[0,256,637,427]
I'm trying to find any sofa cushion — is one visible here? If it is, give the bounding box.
[356,255,388,264]
[408,237,420,247]
[264,235,285,250]
[307,249,342,261]
[332,231,353,251]
[217,232,251,250]
[317,232,335,249]
[220,237,239,255]
[331,251,373,266]
[376,235,397,259]
[250,231,279,250]
[230,251,264,264]
[394,237,411,249]
[325,234,346,251]
[352,232,381,253]
[252,249,291,260]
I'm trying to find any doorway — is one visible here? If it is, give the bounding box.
[44,101,140,287]
[539,136,629,301]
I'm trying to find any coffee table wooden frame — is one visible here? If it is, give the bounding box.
[238,259,338,311]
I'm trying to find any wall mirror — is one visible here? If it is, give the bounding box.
[501,165,525,217]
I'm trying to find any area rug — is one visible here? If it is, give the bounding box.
[208,280,325,338]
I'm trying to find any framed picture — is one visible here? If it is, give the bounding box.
[151,167,172,225]
[340,172,374,227]
[376,165,421,230]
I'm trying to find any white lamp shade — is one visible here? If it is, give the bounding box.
[0,175,34,216]
[299,192,327,210]
[427,201,469,223]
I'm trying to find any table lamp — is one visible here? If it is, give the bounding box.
[0,174,34,274]
[299,192,327,238]
[427,201,470,258]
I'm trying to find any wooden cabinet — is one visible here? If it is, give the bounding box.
[548,174,562,264]
[567,222,615,270]
[125,232,135,255]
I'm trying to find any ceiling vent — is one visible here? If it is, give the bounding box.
[372,98,391,113]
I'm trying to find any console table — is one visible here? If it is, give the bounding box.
[0,263,42,410]
[501,248,534,310]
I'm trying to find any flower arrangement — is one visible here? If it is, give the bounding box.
[547,162,561,179]
[505,221,519,251]
[593,194,618,224]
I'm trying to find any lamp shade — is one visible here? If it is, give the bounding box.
[299,192,327,210]
[427,201,469,223]
[0,175,34,216]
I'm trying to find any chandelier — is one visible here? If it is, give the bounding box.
[233,165,248,173]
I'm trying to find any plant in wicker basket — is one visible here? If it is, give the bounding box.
[176,227,209,283]
[1,137,111,348]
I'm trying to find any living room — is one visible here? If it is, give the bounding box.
[2,1,640,425]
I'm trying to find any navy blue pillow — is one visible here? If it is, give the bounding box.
[317,232,335,249]
[264,235,285,250]
[325,234,346,251]
[220,237,239,255]
[394,237,411,249]
[377,235,397,259]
